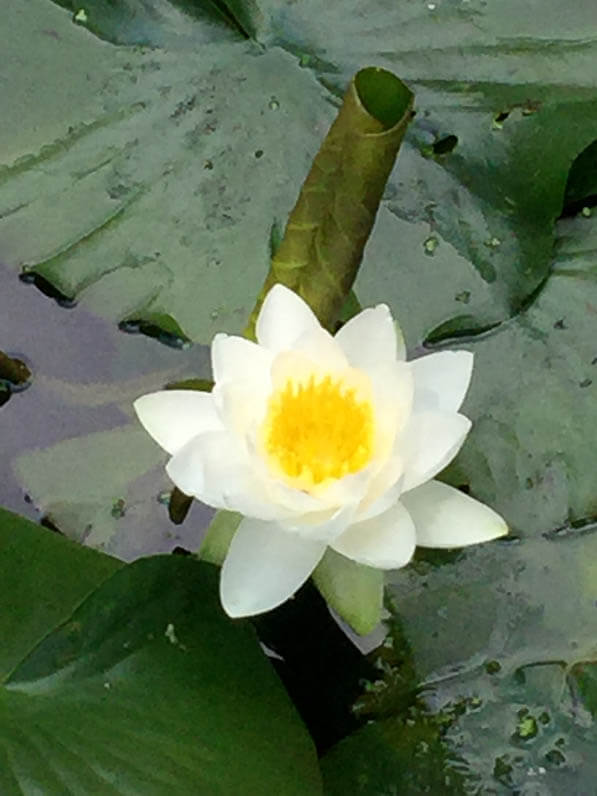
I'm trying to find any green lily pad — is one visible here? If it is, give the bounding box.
[6,0,597,346]
[245,0,597,340]
[446,210,597,532]
[0,508,322,794]
[1,0,337,345]
[377,208,597,791]
[52,0,243,46]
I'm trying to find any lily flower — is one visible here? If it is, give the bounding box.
[134,285,507,618]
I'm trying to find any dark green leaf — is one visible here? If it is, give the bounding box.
[1,524,322,794]
[0,507,122,680]
[321,716,466,795]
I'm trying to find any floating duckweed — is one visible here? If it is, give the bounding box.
[74,8,88,23]
[515,714,538,740]
[268,97,280,110]
[423,236,439,255]
[581,206,592,218]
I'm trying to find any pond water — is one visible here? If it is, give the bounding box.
[0,261,213,559]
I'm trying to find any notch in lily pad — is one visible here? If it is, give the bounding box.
[432,134,458,155]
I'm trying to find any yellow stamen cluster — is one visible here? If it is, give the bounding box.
[263,373,374,489]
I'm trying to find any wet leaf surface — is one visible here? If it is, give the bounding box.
[368,209,597,792]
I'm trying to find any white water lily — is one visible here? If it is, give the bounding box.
[134,285,507,618]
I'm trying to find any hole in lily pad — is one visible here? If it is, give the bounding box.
[492,110,511,129]
[19,268,77,308]
[432,134,458,155]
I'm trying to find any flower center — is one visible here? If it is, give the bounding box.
[262,373,374,489]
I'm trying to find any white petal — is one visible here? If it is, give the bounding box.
[212,378,270,436]
[368,360,414,458]
[133,390,222,456]
[411,351,474,413]
[331,501,416,569]
[211,333,274,385]
[357,456,404,521]
[282,501,356,543]
[395,321,407,361]
[335,304,400,368]
[220,519,326,617]
[400,411,471,492]
[166,431,290,521]
[269,350,362,400]
[358,476,404,523]
[402,480,508,548]
[314,466,373,510]
[291,326,348,371]
[256,284,320,353]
